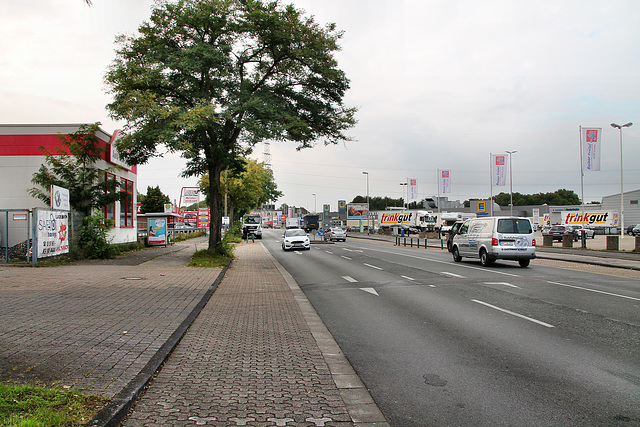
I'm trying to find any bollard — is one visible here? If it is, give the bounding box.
[251,234,254,243]
[440,239,444,250]
[410,238,413,248]
[425,237,428,248]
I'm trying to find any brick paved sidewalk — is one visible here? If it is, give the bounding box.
[122,242,388,427]
[0,237,220,398]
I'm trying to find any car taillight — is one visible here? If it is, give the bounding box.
[491,238,498,246]
[532,239,536,246]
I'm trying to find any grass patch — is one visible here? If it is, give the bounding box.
[188,249,233,268]
[0,383,109,426]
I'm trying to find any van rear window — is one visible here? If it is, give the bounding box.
[497,219,532,234]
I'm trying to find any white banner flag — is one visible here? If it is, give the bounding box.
[491,154,507,186]
[440,170,451,194]
[409,178,418,200]
[581,127,601,171]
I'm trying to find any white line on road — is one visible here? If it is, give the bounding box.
[472,300,555,328]
[343,276,358,283]
[485,282,521,289]
[325,251,333,254]
[401,275,415,281]
[364,263,383,270]
[351,245,520,277]
[441,272,465,278]
[360,287,379,296]
[343,248,353,252]
[341,256,352,260]
[546,281,640,301]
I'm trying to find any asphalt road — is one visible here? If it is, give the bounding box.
[262,229,640,427]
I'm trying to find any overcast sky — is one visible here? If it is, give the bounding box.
[2,0,639,212]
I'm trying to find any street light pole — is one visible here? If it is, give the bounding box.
[399,182,408,209]
[506,150,517,216]
[362,172,369,233]
[312,193,316,214]
[611,122,633,238]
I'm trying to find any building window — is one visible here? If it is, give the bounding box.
[631,200,638,205]
[120,179,134,228]
[104,172,116,223]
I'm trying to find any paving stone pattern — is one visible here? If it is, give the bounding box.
[123,243,353,426]
[0,239,220,398]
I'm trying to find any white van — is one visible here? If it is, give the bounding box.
[451,217,536,267]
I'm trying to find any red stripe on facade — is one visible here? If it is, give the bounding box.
[0,134,137,174]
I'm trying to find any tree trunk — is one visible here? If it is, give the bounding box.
[207,161,223,253]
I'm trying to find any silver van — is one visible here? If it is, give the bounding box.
[451,217,536,267]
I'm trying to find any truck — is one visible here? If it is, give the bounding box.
[438,212,476,235]
[241,214,263,239]
[302,214,319,233]
[378,210,437,232]
[285,217,300,229]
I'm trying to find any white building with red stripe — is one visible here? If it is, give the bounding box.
[0,124,138,244]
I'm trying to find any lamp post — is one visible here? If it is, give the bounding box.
[611,122,633,238]
[399,182,408,209]
[362,172,370,233]
[506,150,517,216]
[312,193,317,214]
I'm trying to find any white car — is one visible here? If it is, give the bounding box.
[324,227,347,242]
[282,228,311,251]
[573,225,595,239]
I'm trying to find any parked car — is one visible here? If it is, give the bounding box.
[628,224,639,235]
[573,225,595,239]
[324,227,347,242]
[541,226,551,237]
[549,225,579,242]
[632,225,640,237]
[282,228,310,251]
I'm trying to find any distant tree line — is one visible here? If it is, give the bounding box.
[470,189,581,207]
[352,189,582,210]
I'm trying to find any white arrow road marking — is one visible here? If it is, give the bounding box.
[342,276,358,283]
[441,272,465,278]
[485,282,521,289]
[360,287,379,296]
[472,300,554,328]
[364,263,383,270]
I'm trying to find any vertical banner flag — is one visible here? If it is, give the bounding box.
[492,154,507,186]
[581,127,601,171]
[409,179,417,200]
[440,170,451,194]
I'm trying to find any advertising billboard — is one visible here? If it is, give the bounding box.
[347,203,369,220]
[36,210,69,258]
[379,211,413,225]
[561,211,618,227]
[148,218,167,245]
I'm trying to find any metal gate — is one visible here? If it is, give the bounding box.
[1,209,33,265]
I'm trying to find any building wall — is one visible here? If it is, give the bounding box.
[0,124,138,245]
[602,189,640,228]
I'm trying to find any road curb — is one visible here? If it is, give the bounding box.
[85,260,231,427]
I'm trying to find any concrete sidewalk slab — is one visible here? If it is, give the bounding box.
[0,237,220,399]
[122,242,388,427]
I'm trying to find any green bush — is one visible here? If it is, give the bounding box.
[77,213,119,259]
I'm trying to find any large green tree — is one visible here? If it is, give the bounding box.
[29,123,121,217]
[200,158,282,222]
[140,186,170,214]
[105,0,356,253]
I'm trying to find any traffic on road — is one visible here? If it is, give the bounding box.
[262,228,640,426]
